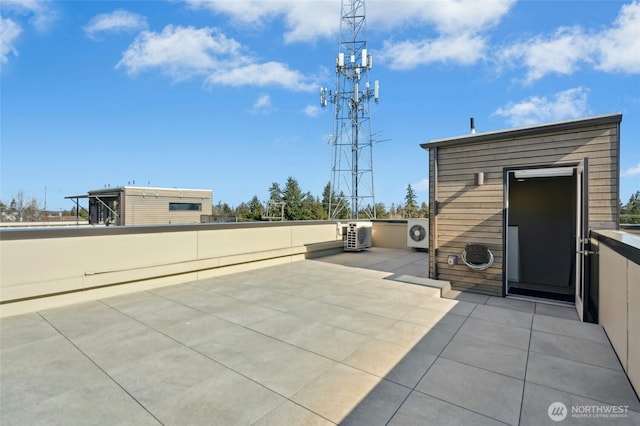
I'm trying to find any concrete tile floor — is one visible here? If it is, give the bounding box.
[1,247,639,425]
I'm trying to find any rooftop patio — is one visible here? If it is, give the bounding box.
[1,247,638,425]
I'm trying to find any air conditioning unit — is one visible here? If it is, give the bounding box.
[345,221,372,251]
[407,218,429,250]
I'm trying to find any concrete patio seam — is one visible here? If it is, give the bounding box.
[524,359,640,409]
[385,311,474,424]
[409,388,513,426]
[97,295,386,412]
[145,287,385,351]
[517,314,534,426]
[36,311,164,425]
[527,347,625,373]
[97,300,321,389]
[436,352,529,383]
[107,274,640,418]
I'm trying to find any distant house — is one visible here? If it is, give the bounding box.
[421,113,621,321]
[67,186,212,226]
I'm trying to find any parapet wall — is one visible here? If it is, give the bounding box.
[0,221,344,317]
[593,230,640,395]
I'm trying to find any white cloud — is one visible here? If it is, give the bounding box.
[379,33,487,70]
[117,25,316,91]
[182,0,515,53]
[254,94,271,108]
[369,0,515,35]
[493,87,590,126]
[84,9,148,40]
[206,61,315,91]
[0,0,55,63]
[280,2,338,43]
[116,25,241,80]
[1,0,56,31]
[0,17,22,63]
[499,27,595,84]
[623,163,640,177]
[304,105,320,118]
[498,1,640,82]
[183,0,638,78]
[251,94,272,113]
[182,1,286,26]
[596,1,640,73]
[374,0,514,69]
[413,178,429,192]
[182,0,336,43]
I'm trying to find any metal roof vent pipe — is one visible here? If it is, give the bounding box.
[470,117,476,134]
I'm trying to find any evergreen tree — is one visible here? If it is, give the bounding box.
[621,191,640,224]
[404,184,418,218]
[374,202,388,219]
[235,202,251,221]
[213,201,233,216]
[419,201,429,218]
[249,195,264,221]
[221,203,233,215]
[333,191,350,219]
[321,182,333,217]
[314,196,329,220]
[69,206,89,220]
[322,182,349,219]
[268,182,282,202]
[301,194,327,220]
[282,177,305,220]
[266,182,284,219]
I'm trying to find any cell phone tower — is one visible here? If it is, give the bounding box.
[320,0,379,220]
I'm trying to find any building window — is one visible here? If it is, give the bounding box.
[169,202,202,211]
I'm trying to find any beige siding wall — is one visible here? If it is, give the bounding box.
[122,187,212,225]
[372,221,410,249]
[431,122,619,295]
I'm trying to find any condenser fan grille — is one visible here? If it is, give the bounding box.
[409,224,426,242]
[345,222,372,251]
[358,227,368,244]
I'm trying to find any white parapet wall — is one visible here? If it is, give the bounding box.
[0,221,343,317]
[594,230,640,395]
[371,220,412,250]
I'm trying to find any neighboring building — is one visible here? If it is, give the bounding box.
[67,186,212,226]
[421,113,621,321]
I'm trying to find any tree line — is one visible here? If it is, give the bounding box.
[211,178,429,221]
[620,190,640,224]
[3,184,637,224]
[0,180,427,223]
[0,191,88,222]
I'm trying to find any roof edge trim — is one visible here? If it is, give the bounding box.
[420,112,622,150]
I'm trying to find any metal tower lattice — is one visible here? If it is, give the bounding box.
[320,0,379,220]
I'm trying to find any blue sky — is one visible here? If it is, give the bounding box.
[1,0,639,212]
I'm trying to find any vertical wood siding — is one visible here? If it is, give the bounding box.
[429,121,619,295]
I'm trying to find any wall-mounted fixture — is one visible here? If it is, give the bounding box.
[461,243,494,271]
[475,172,484,186]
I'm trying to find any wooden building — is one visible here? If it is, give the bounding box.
[421,113,621,319]
[70,186,212,226]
